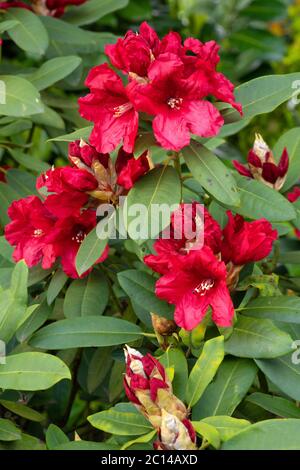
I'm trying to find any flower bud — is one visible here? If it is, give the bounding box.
[155,410,197,450]
[233,134,289,190]
[123,346,197,449]
[151,313,177,336]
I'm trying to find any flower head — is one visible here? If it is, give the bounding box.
[233,134,289,190]
[4,196,56,269]
[144,202,222,275]
[155,246,234,330]
[78,64,138,154]
[47,209,109,278]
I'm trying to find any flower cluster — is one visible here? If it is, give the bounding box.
[0,0,87,17]
[124,346,197,450]
[5,140,150,278]
[233,134,289,190]
[144,203,277,331]
[79,22,242,153]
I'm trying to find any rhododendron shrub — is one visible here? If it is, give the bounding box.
[1,4,300,452]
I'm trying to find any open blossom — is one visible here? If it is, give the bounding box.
[80,22,241,153]
[127,53,224,151]
[233,134,289,190]
[47,210,108,278]
[4,196,57,269]
[144,202,222,275]
[4,196,108,279]
[221,211,278,266]
[78,64,138,154]
[155,247,234,330]
[124,346,196,450]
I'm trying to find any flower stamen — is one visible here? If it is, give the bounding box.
[193,278,214,296]
[113,102,133,117]
[167,97,183,110]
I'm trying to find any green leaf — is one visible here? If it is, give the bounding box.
[121,430,157,450]
[255,355,300,401]
[0,236,13,263]
[222,419,300,450]
[273,128,300,191]
[239,296,300,324]
[223,73,300,124]
[182,141,240,206]
[117,269,174,319]
[246,393,300,419]
[87,347,113,394]
[279,251,300,264]
[201,416,251,442]
[124,166,181,240]
[228,174,296,221]
[6,168,37,197]
[6,8,49,55]
[0,432,45,450]
[29,56,82,91]
[0,119,32,136]
[0,183,20,225]
[0,20,18,34]
[0,75,43,117]
[64,0,129,26]
[88,407,152,436]
[53,441,118,450]
[0,261,29,343]
[192,358,257,420]
[192,421,220,449]
[46,424,69,450]
[48,126,92,142]
[159,348,188,401]
[31,105,65,130]
[0,352,71,390]
[0,418,21,441]
[75,227,108,277]
[225,316,293,358]
[64,271,109,318]
[47,269,68,305]
[0,400,44,422]
[8,149,50,173]
[186,336,224,408]
[29,316,143,349]
[16,299,51,343]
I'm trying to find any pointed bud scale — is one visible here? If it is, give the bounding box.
[234,134,289,190]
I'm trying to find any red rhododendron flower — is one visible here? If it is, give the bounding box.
[127,53,224,151]
[155,246,234,330]
[221,211,277,266]
[144,203,221,275]
[4,196,56,269]
[287,186,300,203]
[78,64,138,154]
[233,134,289,190]
[80,23,241,153]
[47,210,109,278]
[105,21,160,77]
